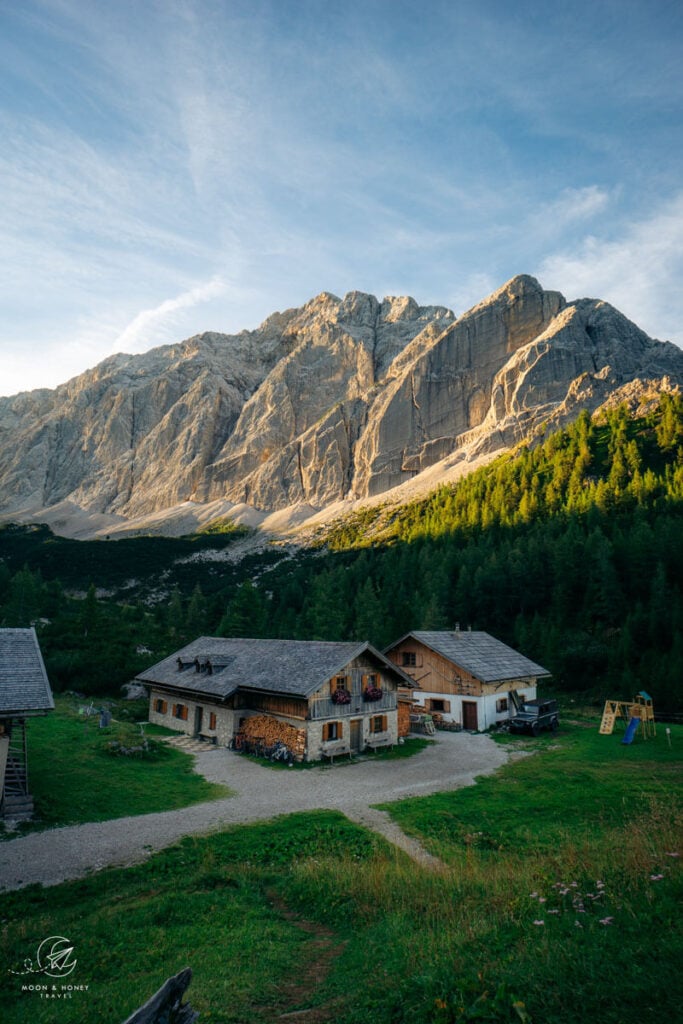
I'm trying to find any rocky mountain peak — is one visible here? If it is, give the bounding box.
[0,275,681,536]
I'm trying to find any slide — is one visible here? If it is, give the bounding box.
[621,717,641,745]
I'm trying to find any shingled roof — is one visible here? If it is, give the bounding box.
[392,631,550,684]
[0,628,55,716]
[136,637,408,700]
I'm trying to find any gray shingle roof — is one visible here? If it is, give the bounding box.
[136,638,409,700]
[394,631,550,684]
[0,628,55,715]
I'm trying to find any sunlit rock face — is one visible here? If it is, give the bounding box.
[1,275,682,523]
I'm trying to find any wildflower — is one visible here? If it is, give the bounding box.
[575,921,583,928]
[533,919,545,926]
[571,881,578,887]
[650,873,664,881]
[529,892,538,899]
[599,917,614,925]
[538,897,547,903]
[596,880,605,887]
[434,999,448,1010]
[548,909,560,915]
[665,851,680,858]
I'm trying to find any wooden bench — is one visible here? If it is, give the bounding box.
[320,740,352,763]
[365,735,393,753]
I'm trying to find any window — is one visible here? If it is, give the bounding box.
[496,698,509,713]
[334,676,348,691]
[402,651,417,667]
[173,703,188,721]
[371,715,387,734]
[155,698,168,715]
[323,722,342,741]
[208,711,217,730]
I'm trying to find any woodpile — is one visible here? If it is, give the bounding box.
[240,715,307,760]
[397,700,412,737]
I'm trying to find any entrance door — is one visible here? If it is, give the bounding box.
[194,706,204,736]
[350,719,362,752]
[462,701,478,731]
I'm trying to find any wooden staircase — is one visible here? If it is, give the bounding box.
[1,720,34,822]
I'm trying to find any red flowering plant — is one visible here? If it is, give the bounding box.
[331,688,351,705]
[363,686,383,702]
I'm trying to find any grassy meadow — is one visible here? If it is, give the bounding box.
[1,715,680,1023]
[1,697,228,835]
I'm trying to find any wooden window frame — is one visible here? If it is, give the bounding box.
[402,651,417,667]
[496,698,509,713]
[208,711,217,730]
[155,698,168,715]
[371,715,387,734]
[323,721,343,741]
[173,703,188,721]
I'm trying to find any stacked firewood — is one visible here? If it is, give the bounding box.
[240,715,307,759]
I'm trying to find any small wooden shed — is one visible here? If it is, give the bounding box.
[0,628,54,820]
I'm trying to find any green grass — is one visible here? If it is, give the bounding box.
[8,697,229,833]
[1,721,680,1024]
[0,812,378,1024]
[377,720,680,857]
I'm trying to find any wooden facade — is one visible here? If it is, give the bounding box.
[385,631,549,732]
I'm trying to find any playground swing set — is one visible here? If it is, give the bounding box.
[599,691,656,744]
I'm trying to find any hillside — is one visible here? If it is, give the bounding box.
[1,394,682,712]
[1,274,682,538]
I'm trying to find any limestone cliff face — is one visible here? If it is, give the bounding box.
[1,275,682,524]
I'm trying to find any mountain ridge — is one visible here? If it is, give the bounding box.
[1,274,682,539]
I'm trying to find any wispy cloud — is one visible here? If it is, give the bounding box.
[537,192,683,344]
[113,276,230,353]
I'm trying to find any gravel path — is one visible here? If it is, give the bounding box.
[0,732,508,891]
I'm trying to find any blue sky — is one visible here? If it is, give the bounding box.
[1,0,682,396]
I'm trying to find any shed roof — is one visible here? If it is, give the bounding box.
[389,631,550,684]
[0,628,55,716]
[136,637,409,700]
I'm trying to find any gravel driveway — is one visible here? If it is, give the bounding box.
[0,732,508,892]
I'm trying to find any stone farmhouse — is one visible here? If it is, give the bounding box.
[384,629,550,732]
[138,637,412,761]
[0,627,54,821]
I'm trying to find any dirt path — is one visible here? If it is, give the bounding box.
[0,732,508,892]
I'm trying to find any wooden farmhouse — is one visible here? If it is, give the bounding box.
[137,638,412,761]
[384,629,550,732]
[0,628,54,821]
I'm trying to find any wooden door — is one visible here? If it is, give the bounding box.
[194,706,203,736]
[350,719,362,752]
[462,701,478,731]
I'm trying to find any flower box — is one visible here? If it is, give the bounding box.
[363,686,383,703]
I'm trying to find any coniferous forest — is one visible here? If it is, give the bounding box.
[1,393,682,713]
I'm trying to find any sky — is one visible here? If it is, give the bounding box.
[1,0,682,397]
